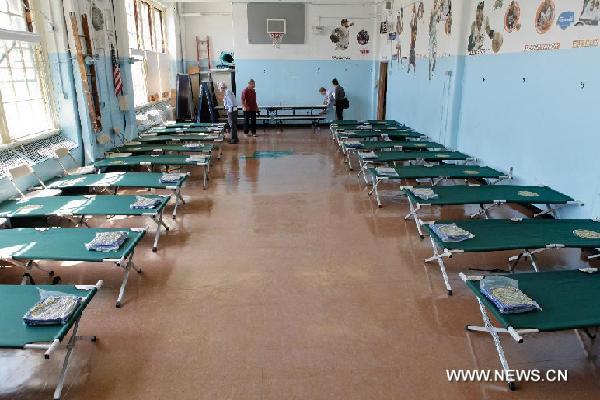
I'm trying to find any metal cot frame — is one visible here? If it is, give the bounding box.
[97,158,211,190]
[1,228,145,308]
[403,186,583,238]
[66,175,188,220]
[365,168,509,208]
[16,280,103,400]
[341,139,442,171]
[459,273,599,391]
[2,196,170,252]
[137,133,225,159]
[423,220,600,295]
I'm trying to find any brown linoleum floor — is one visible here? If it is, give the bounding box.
[1,128,600,399]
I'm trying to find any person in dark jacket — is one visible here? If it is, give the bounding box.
[332,78,347,120]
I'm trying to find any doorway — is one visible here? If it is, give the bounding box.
[377,61,389,120]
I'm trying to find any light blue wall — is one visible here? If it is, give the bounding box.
[48,53,83,159]
[235,59,378,121]
[386,47,600,218]
[69,56,137,163]
[457,48,600,218]
[386,56,462,148]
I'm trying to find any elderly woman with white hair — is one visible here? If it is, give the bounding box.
[219,82,238,144]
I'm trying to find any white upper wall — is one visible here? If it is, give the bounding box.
[378,0,600,60]
[232,1,380,61]
[179,1,234,62]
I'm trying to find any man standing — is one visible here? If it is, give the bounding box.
[241,79,259,137]
[219,82,238,144]
[332,78,347,121]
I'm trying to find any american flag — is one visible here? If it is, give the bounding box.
[111,45,123,96]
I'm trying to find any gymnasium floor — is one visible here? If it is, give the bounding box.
[1,128,600,399]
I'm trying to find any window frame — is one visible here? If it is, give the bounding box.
[126,0,168,109]
[0,0,57,146]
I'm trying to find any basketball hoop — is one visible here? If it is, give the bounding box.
[270,32,284,48]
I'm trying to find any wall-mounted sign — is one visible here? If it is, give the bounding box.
[573,38,599,48]
[524,42,560,51]
[557,11,575,30]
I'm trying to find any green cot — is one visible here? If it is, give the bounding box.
[461,270,600,390]
[160,122,226,129]
[46,172,188,219]
[341,140,445,170]
[0,195,171,252]
[93,155,211,189]
[423,218,600,294]
[137,133,222,142]
[403,185,578,236]
[0,282,102,400]
[148,126,221,135]
[365,165,508,208]
[135,133,224,158]
[112,143,214,154]
[0,227,145,307]
[360,150,472,164]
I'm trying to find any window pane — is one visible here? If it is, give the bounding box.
[0,0,25,31]
[125,0,138,49]
[140,3,152,51]
[0,39,53,141]
[153,9,163,53]
[130,57,148,107]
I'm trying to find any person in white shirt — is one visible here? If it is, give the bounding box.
[318,87,335,120]
[219,82,238,144]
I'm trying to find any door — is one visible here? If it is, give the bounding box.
[377,62,388,120]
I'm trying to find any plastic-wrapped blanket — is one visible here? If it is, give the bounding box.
[480,276,541,314]
[410,188,438,200]
[23,295,81,326]
[130,196,161,210]
[85,231,128,252]
[185,155,209,163]
[160,173,184,183]
[430,223,474,242]
[375,167,399,177]
[344,140,363,149]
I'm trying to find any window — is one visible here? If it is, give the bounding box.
[125,0,138,50]
[153,8,164,53]
[130,51,148,107]
[125,0,168,107]
[0,0,55,144]
[139,2,152,51]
